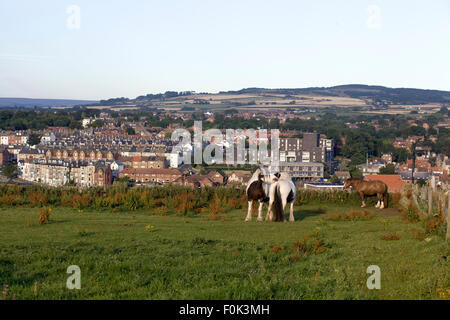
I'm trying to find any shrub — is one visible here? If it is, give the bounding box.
[38,207,51,225]
[0,194,24,206]
[291,233,327,262]
[28,192,48,207]
[423,211,445,236]
[71,193,90,210]
[401,201,421,223]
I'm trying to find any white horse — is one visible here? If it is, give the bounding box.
[266,172,297,222]
[245,169,278,222]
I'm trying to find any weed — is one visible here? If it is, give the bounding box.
[272,245,283,254]
[38,207,51,225]
[401,201,421,223]
[327,210,373,221]
[291,233,327,262]
[382,233,400,241]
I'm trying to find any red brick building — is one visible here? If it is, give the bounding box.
[173,175,216,188]
[0,148,11,166]
[119,168,182,184]
[94,162,113,187]
[206,171,224,184]
[365,175,406,193]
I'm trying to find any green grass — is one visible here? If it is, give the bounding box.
[0,205,448,300]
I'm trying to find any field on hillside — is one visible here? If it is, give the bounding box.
[0,205,449,300]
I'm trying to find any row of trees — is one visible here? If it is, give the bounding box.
[0,109,101,131]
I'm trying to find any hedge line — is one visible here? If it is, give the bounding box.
[0,184,396,215]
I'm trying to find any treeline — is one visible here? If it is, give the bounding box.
[97,91,196,105]
[0,184,396,214]
[0,109,101,130]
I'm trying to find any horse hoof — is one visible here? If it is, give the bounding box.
[289,219,295,222]
[245,218,251,222]
[257,218,263,222]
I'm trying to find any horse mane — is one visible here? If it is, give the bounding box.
[248,169,262,185]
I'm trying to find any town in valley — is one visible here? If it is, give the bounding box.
[1,86,449,194]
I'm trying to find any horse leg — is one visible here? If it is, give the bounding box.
[257,201,264,222]
[245,201,253,222]
[281,199,287,222]
[359,192,366,208]
[380,195,385,209]
[266,200,273,221]
[289,202,295,222]
[375,193,382,208]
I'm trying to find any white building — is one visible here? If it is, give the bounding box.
[82,118,93,128]
[41,132,56,144]
[110,160,124,177]
[170,152,181,168]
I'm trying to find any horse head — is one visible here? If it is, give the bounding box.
[265,172,280,183]
[344,178,363,190]
[343,179,354,190]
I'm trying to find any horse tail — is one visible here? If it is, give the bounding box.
[273,183,284,222]
[384,185,389,208]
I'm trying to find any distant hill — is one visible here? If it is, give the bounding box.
[220,85,450,105]
[0,98,98,108]
[4,84,450,110]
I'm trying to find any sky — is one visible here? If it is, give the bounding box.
[1,0,450,100]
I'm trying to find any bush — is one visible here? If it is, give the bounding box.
[38,207,51,225]
[401,201,421,223]
[291,233,328,262]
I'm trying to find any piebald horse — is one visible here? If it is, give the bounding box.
[245,169,277,222]
[344,178,388,209]
[267,172,297,222]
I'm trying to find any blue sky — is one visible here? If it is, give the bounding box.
[1,0,449,100]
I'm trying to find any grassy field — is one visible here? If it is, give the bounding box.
[0,205,449,300]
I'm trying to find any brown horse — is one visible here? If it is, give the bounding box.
[344,178,388,209]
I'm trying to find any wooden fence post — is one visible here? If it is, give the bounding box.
[447,192,450,240]
[428,187,433,217]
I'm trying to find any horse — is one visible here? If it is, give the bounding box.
[266,172,297,222]
[343,178,388,209]
[245,169,275,222]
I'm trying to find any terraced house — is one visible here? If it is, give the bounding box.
[117,155,168,169]
[119,168,182,184]
[20,159,112,187]
[44,149,117,161]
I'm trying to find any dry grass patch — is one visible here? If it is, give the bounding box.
[326,209,374,221]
